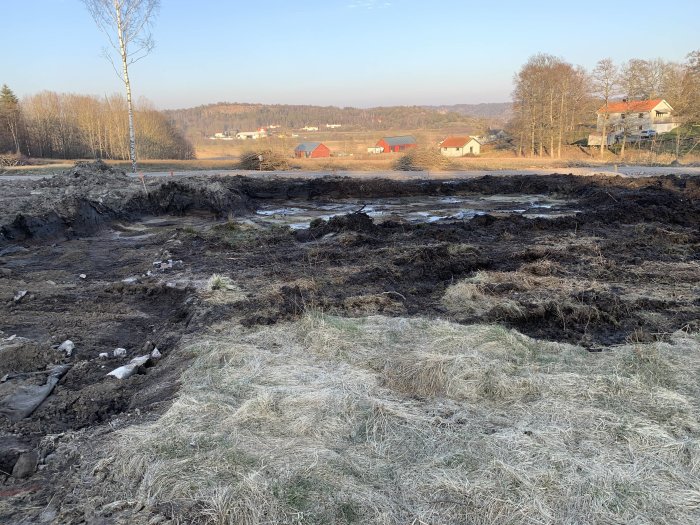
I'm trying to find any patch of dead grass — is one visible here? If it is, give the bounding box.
[93,315,700,524]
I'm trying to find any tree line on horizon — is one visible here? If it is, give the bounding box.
[0,87,193,160]
[510,50,700,158]
[3,50,699,161]
[164,103,492,142]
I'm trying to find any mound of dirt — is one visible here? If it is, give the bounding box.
[0,164,256,244]
[144,178,252,217]
[40,160,131,188]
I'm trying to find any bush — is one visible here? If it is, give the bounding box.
[393,147,453,171]
[238,149,290,171]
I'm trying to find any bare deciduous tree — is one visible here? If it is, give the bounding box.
[82,0,160,172]
[591,59,618,158]
[512,54,588,158]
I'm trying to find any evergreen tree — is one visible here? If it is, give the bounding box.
[0,84,22,154]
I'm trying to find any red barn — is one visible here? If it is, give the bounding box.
[376,135,417,153]
[294,142,331,158]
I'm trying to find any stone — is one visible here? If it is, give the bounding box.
[113,347,127,358]
[11,450,39,478]
[57,340,75,356]
[0,435,30,474]
[150,348,162,359]
[13,290,27,302]
[106,355,150,380]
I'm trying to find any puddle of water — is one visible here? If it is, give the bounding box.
[253,195,576,229]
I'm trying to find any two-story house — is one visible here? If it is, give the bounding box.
[588,99,678,146]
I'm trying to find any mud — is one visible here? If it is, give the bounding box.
[0,162,699,523]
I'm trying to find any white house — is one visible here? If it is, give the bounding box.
[236,129,267,140]
[209,132,233,140]
[439,136,481,157]
[588,99,679,145]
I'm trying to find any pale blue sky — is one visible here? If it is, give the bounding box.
[2,0,698,109]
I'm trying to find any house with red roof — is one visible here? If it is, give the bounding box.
[439,136,481,157]
[589,99,678,146]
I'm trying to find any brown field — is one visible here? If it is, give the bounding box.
[1,162,700,523]
[2,127,698,175]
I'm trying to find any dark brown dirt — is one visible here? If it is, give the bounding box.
[0,162,699,523]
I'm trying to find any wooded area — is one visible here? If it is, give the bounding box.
[511,51,700,157]
[0,87,192,160]
[2,50,699,162]
[165,103,491,142]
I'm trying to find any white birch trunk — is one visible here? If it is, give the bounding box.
[115,1,137,172]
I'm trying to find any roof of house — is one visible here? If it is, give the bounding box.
[440,136,479,148]
[597,98,669,114]
[295,142,322,152]
[380,135,417,146]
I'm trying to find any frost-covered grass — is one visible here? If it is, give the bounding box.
[98,313,700,524]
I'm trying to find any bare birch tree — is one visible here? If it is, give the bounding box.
[82,0,160,172]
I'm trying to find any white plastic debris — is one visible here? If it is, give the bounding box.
[79,274,87,279]
[150,348,161,360]
[13,290,27,302]
[121,276,138,284]
[113,348,127,358]
[57,340,75,356]
[99,352,109,359]
[106,355,150,380]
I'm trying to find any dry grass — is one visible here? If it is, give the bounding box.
[393,148,455,171]
[200,274,247,306]
[442,275,529,320]
[207,273,234,291]
[93,314,700,524]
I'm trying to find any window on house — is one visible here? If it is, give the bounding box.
[638,125,643,130]
[638,113,644,118]
[621,113,626,119]
[469,146,474,153]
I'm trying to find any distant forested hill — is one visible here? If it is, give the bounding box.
[423,103,512,122]
[164,103,501,141]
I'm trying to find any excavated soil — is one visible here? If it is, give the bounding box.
[0,162,699,523]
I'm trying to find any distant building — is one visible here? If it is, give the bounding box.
[367,146,384,154]
[588,98,679,146]
[326,124,342,129]
[440,136,481,157]
[294,142,331,158]
[209,132,234,141]
[375,135,417,153]
[236,129,267,140]
[301,126,319,132]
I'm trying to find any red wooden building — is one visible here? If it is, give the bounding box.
[294,142,331,158]
[375,135,417,153]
